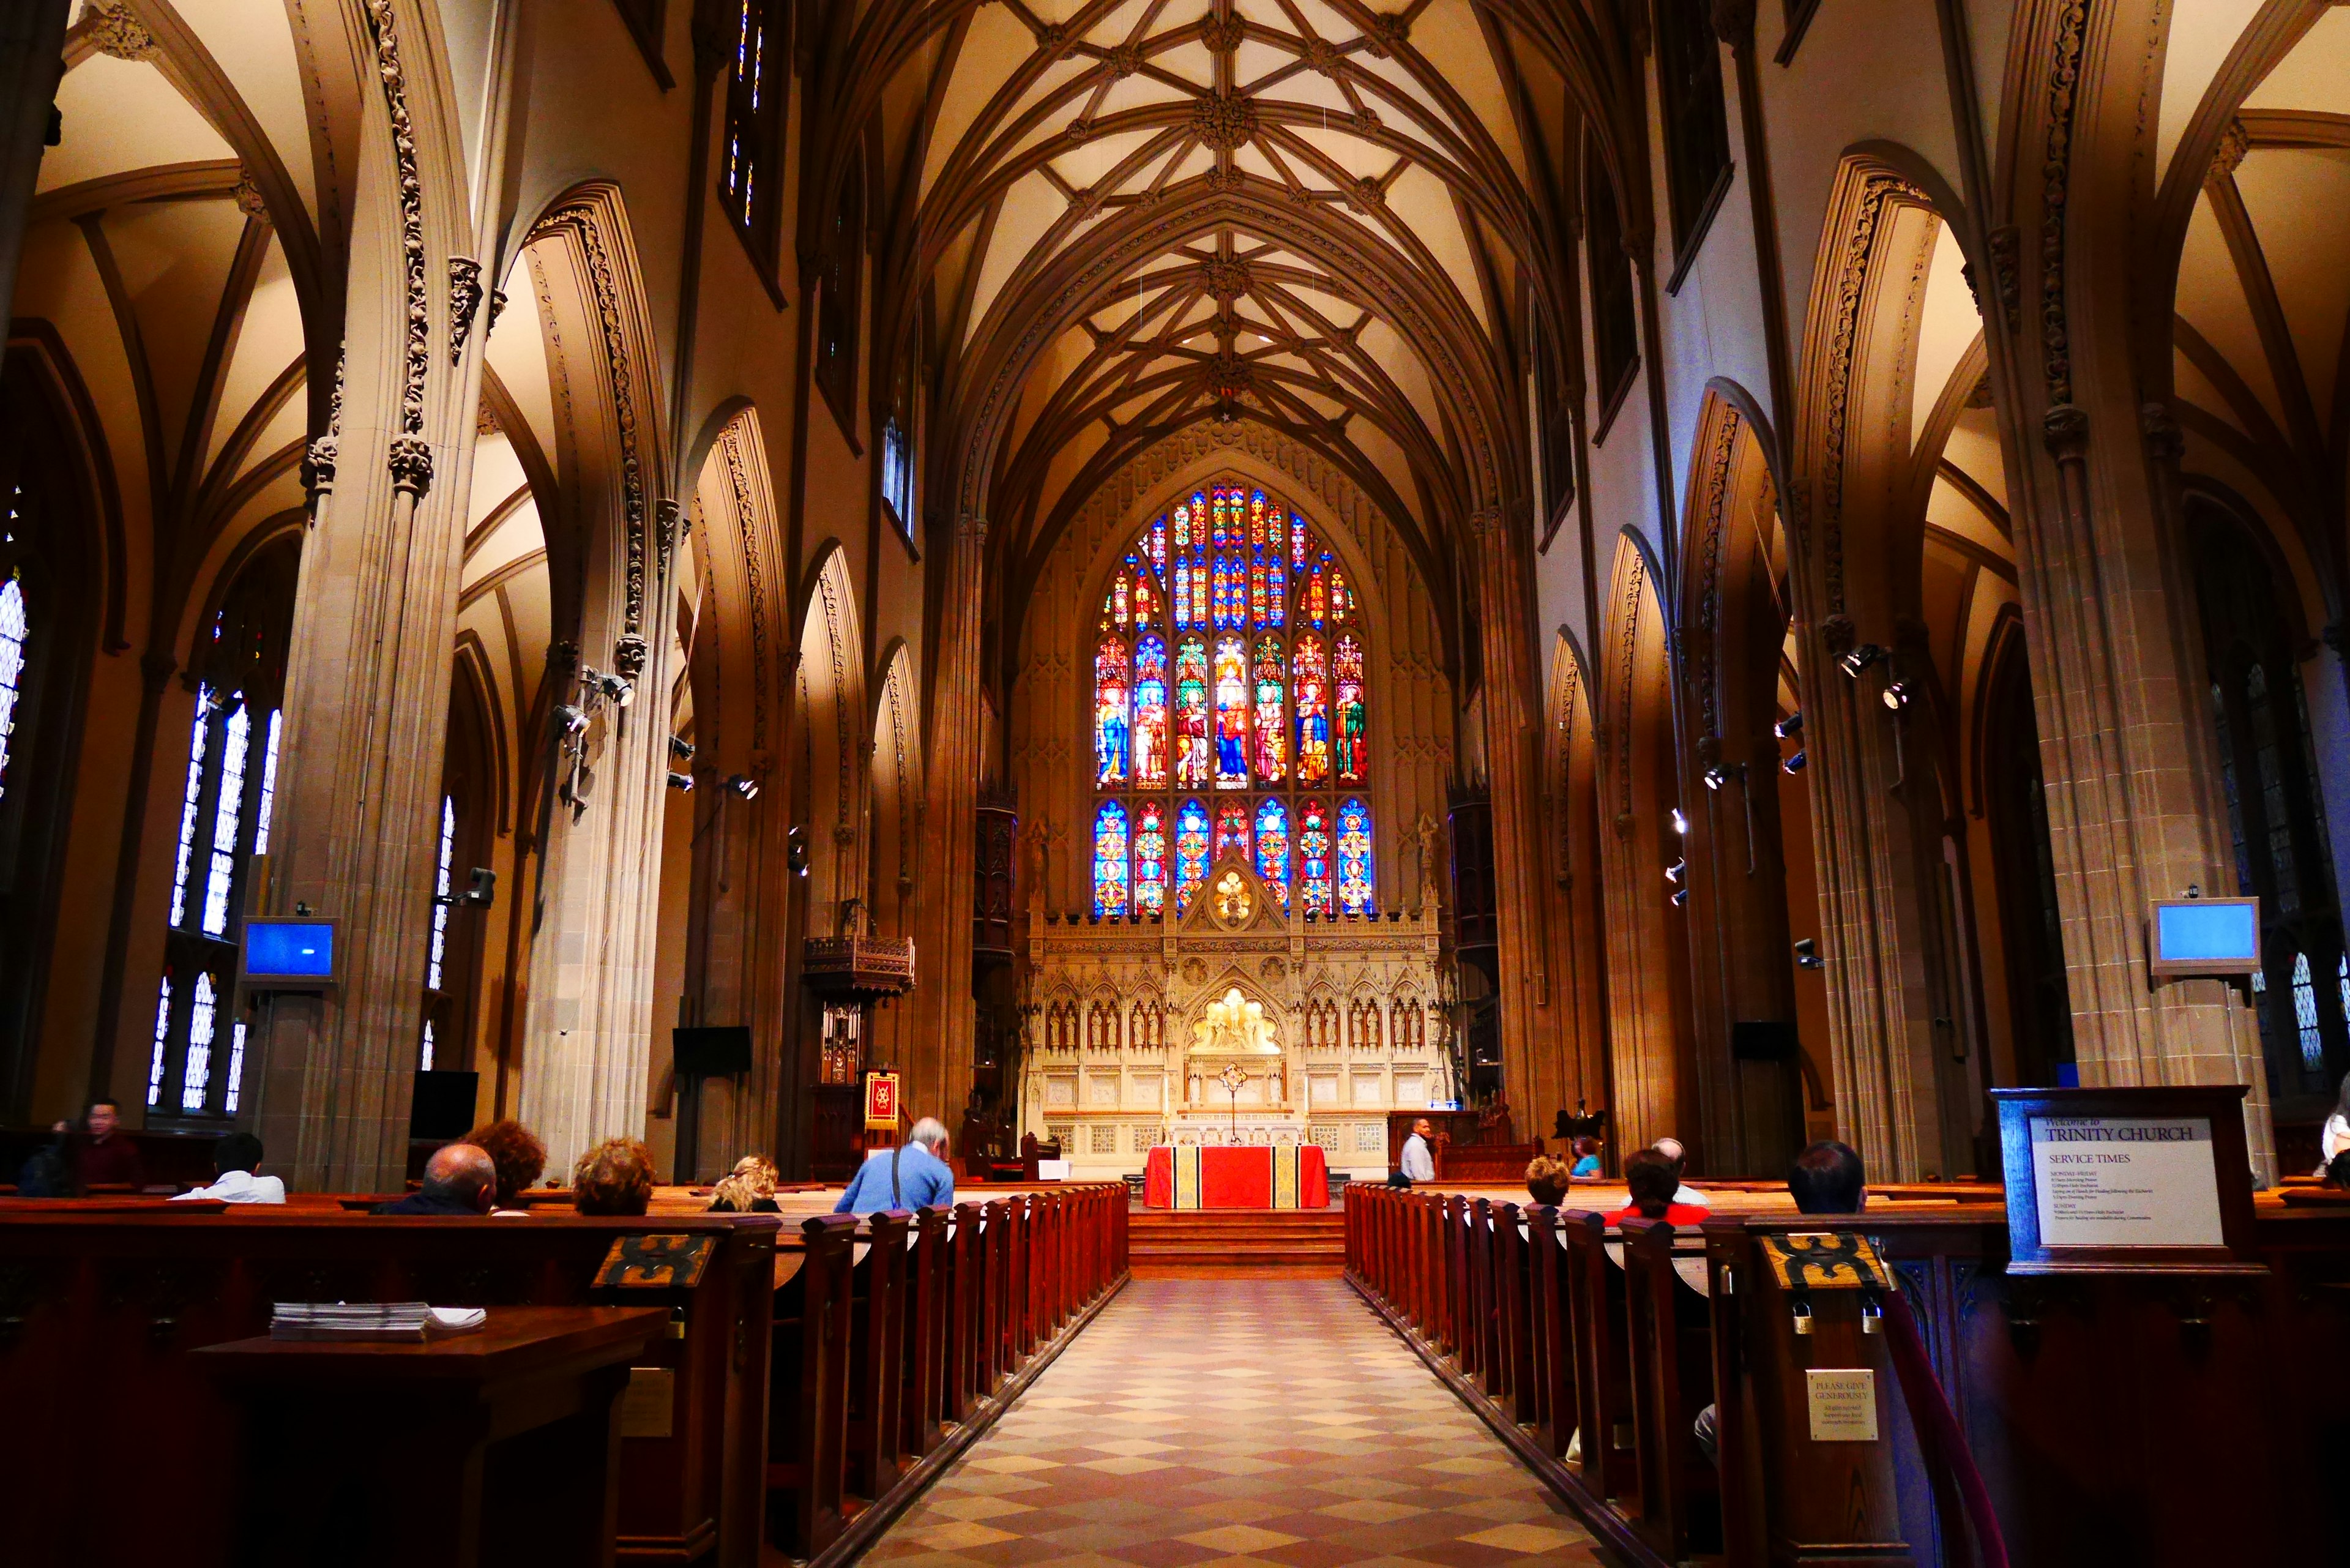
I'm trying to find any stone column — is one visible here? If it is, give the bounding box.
[248,0,487,1192]
[0,1,67,323]
[908,513,985,1126]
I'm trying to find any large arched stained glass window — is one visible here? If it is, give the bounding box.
[1089,483,1374,917]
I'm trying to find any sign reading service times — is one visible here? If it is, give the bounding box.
[2027,1116,2225,1249]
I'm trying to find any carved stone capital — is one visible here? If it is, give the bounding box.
[655,498,684,581]
[2042,403,2090,462]
[1819,613,1858,657]
[86,0,157,59]
[612,633,650,681]
[447,256,485,365]
[300,435,338,495]
[1695,733,1722,766]
[387,435,434,498]
[2207,118,2250,187]
[2139,401,2184,465]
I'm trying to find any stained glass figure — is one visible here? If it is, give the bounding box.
[1173,558,1193,629]
[1252,636,1286,782]
[1329,567,1355,624]
[1255,797,1291,908]
[1215,799,1251,864]
[1335,632,1367,783]
[1094,637,1130,785]
[1212,635,1250,788]
[1093,800,1129,916]
[1133,801,1168,914]
[1298,799,1333,916]
[1174,636,1211,787]
[1133,635,1169,786]
[1304,559,1327,627]
[1175,799,1210,913]
[1147,513,1167,573]
[0,575,24,804]
[1293,634,1330,785]
[1337,797,1374,914]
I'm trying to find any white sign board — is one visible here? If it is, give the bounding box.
[2028,1115,2225,1248]
[1806,1368,1879,1442]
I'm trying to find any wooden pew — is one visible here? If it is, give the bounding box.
[1619,1217,1720,1564]
[0,1209,778,1568]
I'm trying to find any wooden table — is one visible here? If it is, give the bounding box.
[198,1305,666,1568]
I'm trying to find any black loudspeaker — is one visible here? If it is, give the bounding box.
[409,1070,480,1140]
[673,1025,753,1078]
[1731,1020,1799,1062]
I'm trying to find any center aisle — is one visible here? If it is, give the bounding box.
[863,1277,1614,1567]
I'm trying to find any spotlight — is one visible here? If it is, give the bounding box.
[556,703,590,736]
[1774,711,1803,739]
[1703,766,1726,791]
[1793,937,1824,970]
[786,826,808,876]
[1701,763,1746,792]
[1669,887,1688,909]
[600,673,635,707]
[726,774,759,799]
[1669,807,1689,836]
[1665,859,1685,886]
[1838,644,1887,679]
[667,770,695,791]
[1783,749,1808,774]
[668,734,696,760]
[1881,681,1912,712]
[459,867,496,909]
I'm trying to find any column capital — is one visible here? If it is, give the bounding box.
[447,256,485,365]
[2041,403,2090,462]
[2139,401,2184,466]
[387,435,434,498]
[300,435,337,496]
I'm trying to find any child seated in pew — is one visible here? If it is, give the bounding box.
[1613,1149,1711,1226]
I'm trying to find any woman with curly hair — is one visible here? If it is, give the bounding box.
[572,1137,657,1216]
[461,1119,548,1211]
[707,1154,780,1213]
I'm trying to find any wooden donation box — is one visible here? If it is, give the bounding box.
[198,1305,666,1568]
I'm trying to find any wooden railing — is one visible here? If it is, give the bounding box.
[0,1182,1128,1568]
[1346,1182,2350,1568]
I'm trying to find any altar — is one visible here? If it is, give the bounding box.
[1143,1143,1329,1209]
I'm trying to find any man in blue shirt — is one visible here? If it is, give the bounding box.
[834,1116,956,1214]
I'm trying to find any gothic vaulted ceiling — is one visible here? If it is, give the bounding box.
[841,0,1608,651]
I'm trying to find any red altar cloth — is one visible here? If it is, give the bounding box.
[1142,1143,1329,1209]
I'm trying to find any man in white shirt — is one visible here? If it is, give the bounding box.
[1390,1118,1437,1188]
[1652,1137,1703,1207]
[171,1132,286,1204]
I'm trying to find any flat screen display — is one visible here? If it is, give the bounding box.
[2151,901,2258,968]
[244,919,335,982]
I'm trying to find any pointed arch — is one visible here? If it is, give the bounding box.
[795,539,867,919]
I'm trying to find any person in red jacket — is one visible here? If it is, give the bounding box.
[1611,1148,1709,1226]
[53,1099,147,1192]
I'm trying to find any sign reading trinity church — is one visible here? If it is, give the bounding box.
[2027,1116,2225,1249]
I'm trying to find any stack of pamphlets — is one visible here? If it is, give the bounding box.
[269,1302,489,1342]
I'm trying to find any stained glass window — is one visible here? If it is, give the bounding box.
[1134,801,1168,913]
[1255,798,1291,909]
[2294,950,2323,1070]
[146,974,172,1108]
[1337,797,1374,914]
[1133,636,1169,787]
[181,973,218,1112]
[1089,482,1371,915]
[1252,637,1286,782]
[1176,799,1210,913]
[1094,636,1130,786]
[200,703,251,937]
[1299,799,1333,915]
[0,574,24,804]
[1335,633,1366,784]
[1094,800,1130,916]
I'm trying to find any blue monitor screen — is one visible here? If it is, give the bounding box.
[245,920,335,980]
[2154,901,2259,964]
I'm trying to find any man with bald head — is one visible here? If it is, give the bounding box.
[372,1143,496,1215]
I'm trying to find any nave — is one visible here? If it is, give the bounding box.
[865,1277,1610,1568]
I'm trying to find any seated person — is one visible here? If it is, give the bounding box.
[463,1119,548,1212]
[374,1144,496,1214]
[2326,1151,2350,1191]
[1651,1136,1704,1204]
[835,1117,955,1215]
[1788,1138,1867,1215]
[708,1154,781,1213]
[1696,1140,1870,1465]
[1524,1154,1572,1207]
[51,1098,146,1191]
[171,1132,285,1204]
[573,1137,656,1216]
[1611,1149,1711,1226]
[1569,1135,1604,1178]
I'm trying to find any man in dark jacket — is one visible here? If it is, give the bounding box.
[45,1099,146,1192]
[373,1144,496,1215]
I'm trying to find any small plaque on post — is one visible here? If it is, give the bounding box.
[1805,1368,1879,1442]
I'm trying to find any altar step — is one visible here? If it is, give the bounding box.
[1128,1209,1347,1279]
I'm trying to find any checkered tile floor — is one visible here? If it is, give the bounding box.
[864,1278,1616,1567]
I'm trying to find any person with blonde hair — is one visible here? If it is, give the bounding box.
[572,1137,656,1216]
[709,1154,781,1213]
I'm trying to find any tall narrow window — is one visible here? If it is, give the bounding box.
[1087,483,1375,916]
[201,703,251,937]
[815,151,865,430]
[2294,951,2324,1072]
[1337,797,1375,914]
[720,0,789,267]
[1584,139,1640,431]
[422,794,456,1071]
[1092,800,1130,917]
[1653,0,1733,269]
[0,573,24,802]
[146,974,171,1108]
[880,417,914,532]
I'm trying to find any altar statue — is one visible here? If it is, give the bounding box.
[1190,987,1278,1055]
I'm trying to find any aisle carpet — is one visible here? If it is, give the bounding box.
[863,1277,1614,1566]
